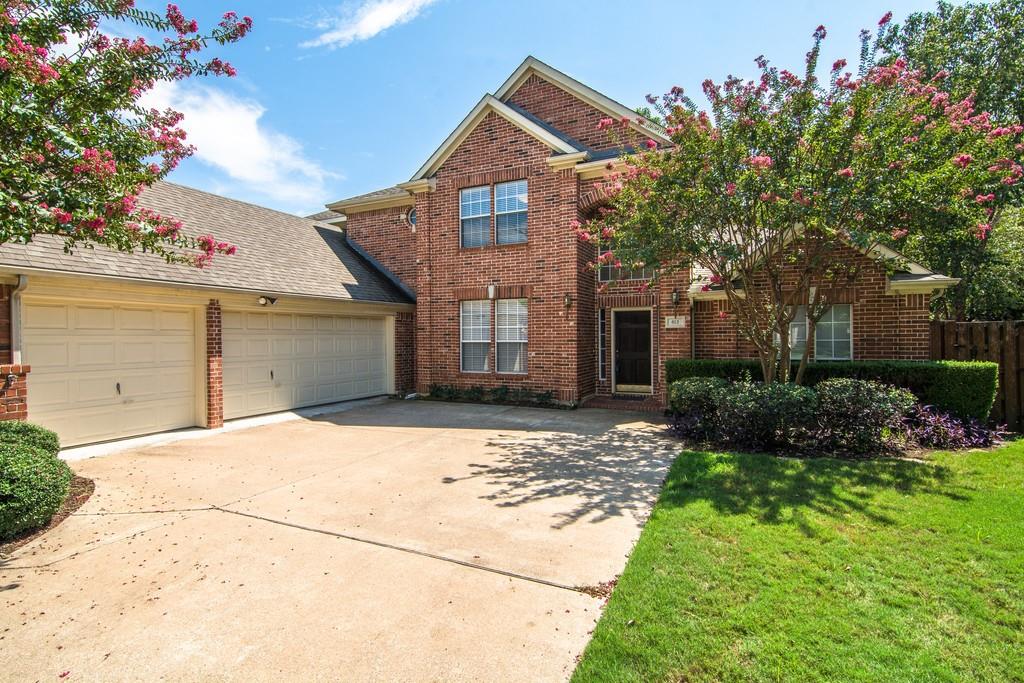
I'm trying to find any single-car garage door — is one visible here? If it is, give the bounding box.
[23,300,197,447]
[222,311,387,420]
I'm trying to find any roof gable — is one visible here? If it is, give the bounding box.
[495,57,672,146]
[410,94,581,181]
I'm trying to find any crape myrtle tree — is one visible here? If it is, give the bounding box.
[0,0,252,267]
[579,16,1024,384]
[880,0,1024,319]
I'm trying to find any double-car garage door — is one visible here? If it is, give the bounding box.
[222,311,387,420]
[23,299,388,447]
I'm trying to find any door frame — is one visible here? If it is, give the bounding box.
[610,307,653,394]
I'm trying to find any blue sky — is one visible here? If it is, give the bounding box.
[135,0,948,216]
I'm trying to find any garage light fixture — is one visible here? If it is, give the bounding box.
[257,296,278,306]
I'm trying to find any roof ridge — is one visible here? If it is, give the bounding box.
[154,180,319,222]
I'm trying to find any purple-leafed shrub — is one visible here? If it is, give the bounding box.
[902,404,1005,450]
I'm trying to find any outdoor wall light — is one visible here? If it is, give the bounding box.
[564,293,573,308]
[671,288,681,306]
[257,296,278,306]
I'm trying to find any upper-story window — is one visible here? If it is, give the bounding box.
[597,240,656,281]
[495,180,528,245]
[460,186,491,248]
[459,181,529,248]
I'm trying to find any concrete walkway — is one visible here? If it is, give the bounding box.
[0,400,676,682]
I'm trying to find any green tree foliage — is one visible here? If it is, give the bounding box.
[881,0,1024,319]
[582,18,1023,383]
[0,1,252,267]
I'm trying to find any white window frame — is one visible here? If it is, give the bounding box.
[459,186,491,248]
[597,240,656,282]
[598,308,607,381]
[460,300,490,372]
[776,304,854,362]
[814,304,853,361]
[495,298,528,374]
[494,180,528,245]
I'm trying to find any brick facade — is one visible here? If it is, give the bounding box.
[206,299,224,429]
[0,364,30,422]
[337,63,945,408]
[692,244,934,364]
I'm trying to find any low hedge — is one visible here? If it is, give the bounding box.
[665,358,999,422]
[0,421,60,456]
[0,442,72,540]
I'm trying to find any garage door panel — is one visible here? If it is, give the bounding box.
[25,303,69,329]
[23,300,196,446]
[77,341,117,366]
[74,305,116,330]
[223,311,388,420]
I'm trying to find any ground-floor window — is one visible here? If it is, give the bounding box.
[814,304,852,360]
[598,308,607,380]
[781,304,853,361]
[460,300,490,372]
[496,298,528,374]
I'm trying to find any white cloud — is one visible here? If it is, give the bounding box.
[302,0,438,50]
[141,82,338,211]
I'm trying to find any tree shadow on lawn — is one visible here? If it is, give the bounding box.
[664,450,970,535]
[442,422,680,530]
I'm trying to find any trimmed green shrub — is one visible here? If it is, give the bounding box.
[668,377,729,439]
[0,421,60,456]
[668,377,730,415]
[0,442,72,540]
[664,359,998,422]
[666,359,761,384]
[815,378,916,456]
[716,382,817,451]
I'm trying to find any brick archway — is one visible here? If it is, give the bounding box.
[579,184,612,218]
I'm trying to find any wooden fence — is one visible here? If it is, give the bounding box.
[930,320,1023,431]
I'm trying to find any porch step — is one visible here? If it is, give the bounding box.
[583,395,665,413]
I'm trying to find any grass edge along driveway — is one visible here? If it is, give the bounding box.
[573,441,1024,682]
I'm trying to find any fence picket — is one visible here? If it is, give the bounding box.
[930,320,1022,432]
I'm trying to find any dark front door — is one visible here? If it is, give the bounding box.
[614,310,652,392]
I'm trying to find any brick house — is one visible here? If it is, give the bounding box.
[0,56,958,447]
[324,56,958,408]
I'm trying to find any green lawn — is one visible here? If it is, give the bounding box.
[573,441,1024,682]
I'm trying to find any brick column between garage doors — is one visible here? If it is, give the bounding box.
[206,300,224,429]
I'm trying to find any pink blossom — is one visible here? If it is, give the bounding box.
[831,59,847,72]
[879,11,893,27]
[953,153,973,168]
[891,228,908,239]
[597,118,614,130]
[975,193,995,204]
[975,223,992,240]
[724,182,736,196]
[718,311,728,320]
[837,167,854,178]
[644,139,657,150]
[747,155,773,170]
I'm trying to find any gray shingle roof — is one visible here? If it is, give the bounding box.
[333,186,409,204]
[0,181,411,305]
[306,209,345,222]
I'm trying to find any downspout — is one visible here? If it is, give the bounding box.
[11,274,28,364]
[689,297,696,360]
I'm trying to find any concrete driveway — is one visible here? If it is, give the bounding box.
[0,400,676,682]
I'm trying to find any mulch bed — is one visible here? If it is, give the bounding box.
[0,475,95,557]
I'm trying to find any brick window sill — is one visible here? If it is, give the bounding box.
[458,241,529,254]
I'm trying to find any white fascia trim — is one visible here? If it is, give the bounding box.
[410,94,580,181]
[577,157,625,179]
[547,151,589,171]
[495,56,673,146]
[886,276,960,294]
[327,193,415,214]
[396,178,436,194]
[868,243,933,275]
